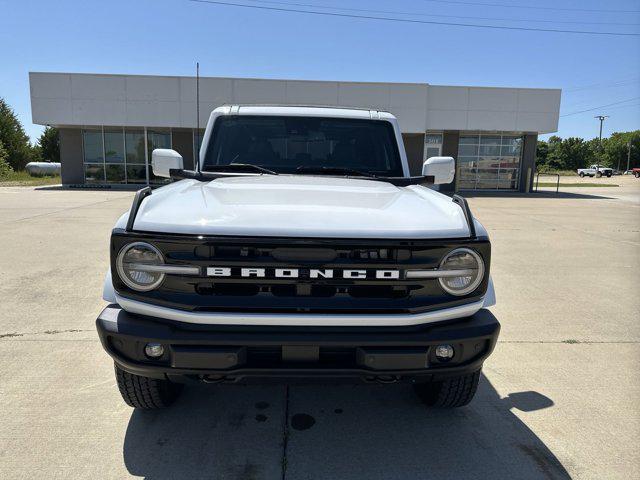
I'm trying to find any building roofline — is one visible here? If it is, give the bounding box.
[28,71,428,87]
[29,71,562,91]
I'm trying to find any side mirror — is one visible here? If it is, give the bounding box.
[422,156,455,185]
[152,149,183,178]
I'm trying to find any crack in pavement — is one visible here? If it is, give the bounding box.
[0,329,92,338]
[5,195,132,224]
[280,385,290,480]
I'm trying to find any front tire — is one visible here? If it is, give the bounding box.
[579,172,585,178]
[414,369,481,408]
[115,364,183,409]
[596,172,602,178]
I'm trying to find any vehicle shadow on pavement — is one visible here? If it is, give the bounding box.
[462,190,615,200]
[123,375,570,480]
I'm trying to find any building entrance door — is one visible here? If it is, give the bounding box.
[424,133,443,161]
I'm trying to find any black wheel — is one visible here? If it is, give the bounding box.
[596,172,602,178]
[579,172,585,178]
[115,364,183,409]
[635,172,639,178]
[414,369,481,408]
[606,172,612,177]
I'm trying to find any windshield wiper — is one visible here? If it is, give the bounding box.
[295,166,377,178]
[202,163,278,175]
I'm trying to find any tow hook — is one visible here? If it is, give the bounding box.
[200,374,227,383]
[365,375,401,384]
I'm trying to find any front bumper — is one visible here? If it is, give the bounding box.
[96,304,500,383]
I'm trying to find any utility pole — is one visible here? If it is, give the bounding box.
[627,140,632,172]
[594,115,609,169]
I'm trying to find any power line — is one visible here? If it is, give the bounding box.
[417,0,640,14]
[565,78,640,93]
[188,0,640,36]
[239,0,640,26]
[596,102,640,112]
[560,97,640,117]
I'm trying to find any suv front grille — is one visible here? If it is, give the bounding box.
[111,232,490,315]
[194,282,415,299]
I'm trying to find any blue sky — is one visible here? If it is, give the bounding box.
[1,0,638,142]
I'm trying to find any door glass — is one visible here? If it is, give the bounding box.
[424,133,442,161]
[425,147,440,159]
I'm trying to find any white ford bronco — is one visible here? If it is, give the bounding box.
[97,105,499,409]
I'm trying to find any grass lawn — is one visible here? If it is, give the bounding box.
[536,182,618,187]
[537,170,577,177]
[0,170,61,187]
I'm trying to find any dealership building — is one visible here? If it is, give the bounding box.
[29,72,561,192]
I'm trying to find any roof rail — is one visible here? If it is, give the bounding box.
[452,194,476,238]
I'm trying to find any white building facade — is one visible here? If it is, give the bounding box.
[29,72,561,192]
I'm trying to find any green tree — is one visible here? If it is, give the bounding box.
[547,137,595,171]
[38,127,60,162]
[0,98,37,170]
[536,131,638,173]
[536,139,549,168]
[0,140,14,177]
[603,130,640,171]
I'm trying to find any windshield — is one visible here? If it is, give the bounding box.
[203,115,403,176]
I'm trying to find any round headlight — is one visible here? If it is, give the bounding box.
[116,242,165,291]
[438,248,484,296]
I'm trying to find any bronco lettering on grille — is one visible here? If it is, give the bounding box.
[206,267,400,280]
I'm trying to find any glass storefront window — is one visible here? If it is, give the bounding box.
[459,135,479,145]
[104,129,125,163]
[105,164,126,183]
[480,136,501,146]
[458,144,478,157]
[84,164,105,183]
[456,134,523,190]
[125,130,145,164]
[125,129,146,184]
[147,129,171,184]
[82,130,103,163]
[103,128,125,183]
[80,126,193,185]
[193,129,205,169]
[126,165,147,183]
[479,145,500,157]
[83,129,104,183]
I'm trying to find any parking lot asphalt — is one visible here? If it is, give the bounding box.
[1,177,638,479]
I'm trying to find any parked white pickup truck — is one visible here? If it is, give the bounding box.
[577,165,613,178]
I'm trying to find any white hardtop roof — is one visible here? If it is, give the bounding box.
[214,105,397,120]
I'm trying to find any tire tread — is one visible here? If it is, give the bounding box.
[115,364,182,409]
[415,369,481,408]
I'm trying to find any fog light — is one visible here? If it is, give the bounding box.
[144,343,164,358]
[435,344,454,360]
